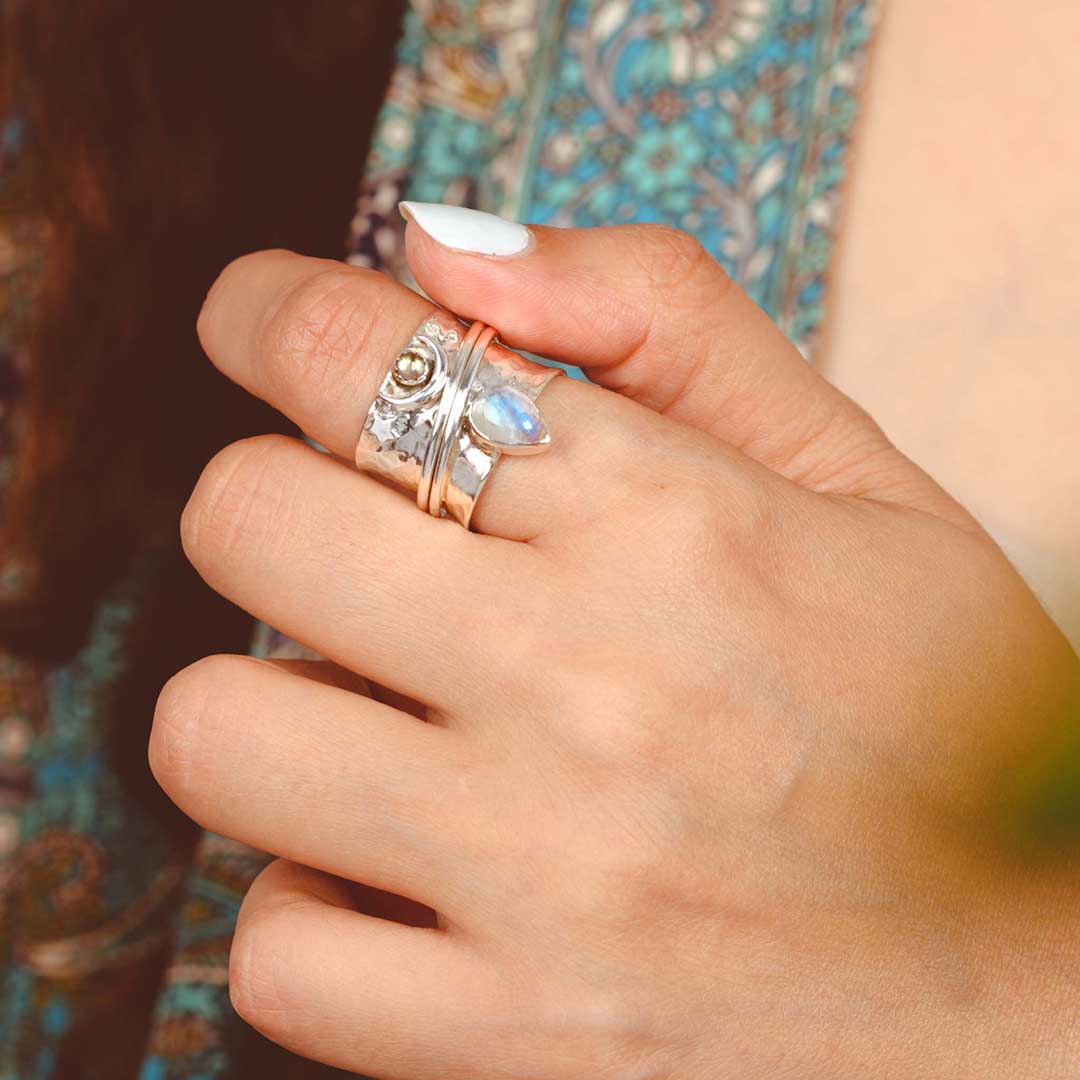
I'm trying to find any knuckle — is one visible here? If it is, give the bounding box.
[257,264,383,408]
[552,669,673,778]
[529,980,677,1080]
[624,475,728,567]
[656,472,774,568]
[149,654,245,802]
[181,435,297,573]
[590,691,664,765]
[586,841,670,914]
[563,797,698,947]
[628,224,718,292]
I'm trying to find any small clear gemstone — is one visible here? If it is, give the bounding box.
[393,349,432,387]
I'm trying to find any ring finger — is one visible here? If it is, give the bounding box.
[150,655,484,911]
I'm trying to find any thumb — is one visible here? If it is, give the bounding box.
[400,203,968,525]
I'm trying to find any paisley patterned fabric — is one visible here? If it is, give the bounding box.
[0,2,879,1076]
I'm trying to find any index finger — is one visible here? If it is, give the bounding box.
[195,249,655,540]
[197,249,429,459]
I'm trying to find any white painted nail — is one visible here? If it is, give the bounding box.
[399,202,532,257]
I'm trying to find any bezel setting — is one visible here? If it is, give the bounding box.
[377,335,446,407]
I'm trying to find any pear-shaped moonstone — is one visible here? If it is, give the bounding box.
[468,387,549,452]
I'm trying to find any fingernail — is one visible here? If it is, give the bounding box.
[398,202,532,257]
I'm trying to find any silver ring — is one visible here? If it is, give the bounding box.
[354,309,563,529]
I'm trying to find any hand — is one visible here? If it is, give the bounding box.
[151,215,1080,1079]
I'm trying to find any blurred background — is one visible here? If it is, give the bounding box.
[0,2,1076,1077]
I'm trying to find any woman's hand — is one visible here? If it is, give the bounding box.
[150,214,1080,1079]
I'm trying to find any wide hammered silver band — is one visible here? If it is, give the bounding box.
[354,309,563,529]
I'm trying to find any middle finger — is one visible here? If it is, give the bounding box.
[182,433,548,717]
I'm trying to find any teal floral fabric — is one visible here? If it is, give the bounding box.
[0,2,879,1076]
[349,0,877,356]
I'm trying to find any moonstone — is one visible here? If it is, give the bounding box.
[468,387,550,452]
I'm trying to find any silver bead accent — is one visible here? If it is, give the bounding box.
[393,348,433,387]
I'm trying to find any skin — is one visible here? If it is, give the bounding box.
[819,0,1080,647]
[149,222,1080,1078]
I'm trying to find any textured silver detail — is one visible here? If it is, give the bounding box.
[355,309,562,529]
